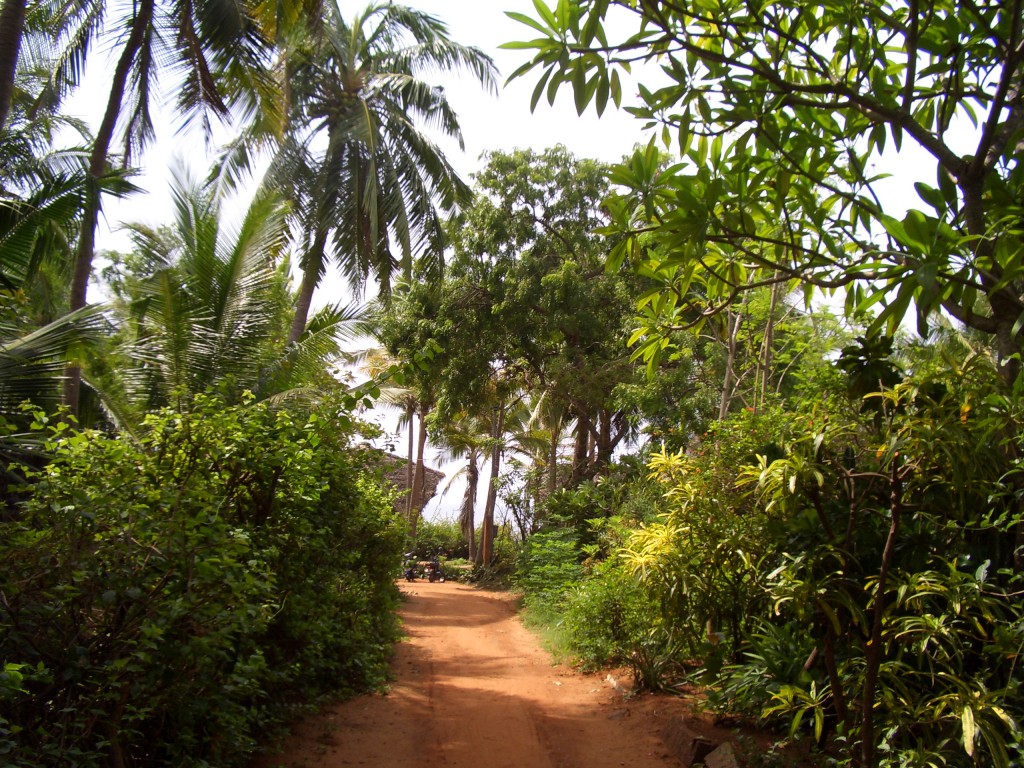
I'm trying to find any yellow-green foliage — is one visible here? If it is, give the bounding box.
[622,407,797,656]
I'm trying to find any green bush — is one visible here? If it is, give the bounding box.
[0,394,403,767]
[713,355,1024,766]
[408,518,468,560]
[561,558,658,671]
[515,528,583,610]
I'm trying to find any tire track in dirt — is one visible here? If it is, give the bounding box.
[251,582,681,768]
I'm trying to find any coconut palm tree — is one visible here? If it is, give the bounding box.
[51,0,282,413]
[108,167,364,416]
[0,58,139,309]
[264,2,496,343]
[0,302,106,417]
[353,344,424,522]
[434,410,490,561]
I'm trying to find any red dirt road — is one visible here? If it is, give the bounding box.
[251,581,686,768]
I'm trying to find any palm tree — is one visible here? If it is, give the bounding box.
[434,411,490,562]
[0,55,139,308]
[53,0,281,413]
[267,2,496,343]
[0,302,107,416]
[353,344,425,525]
[108,167,363,415]
[0,0,28,130]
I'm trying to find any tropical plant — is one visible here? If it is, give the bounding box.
[38,0,282,412]
[0,296,106,419]
[434,409,490,561]
[240,1,497,343]
[0,393,403,766]
[508,0,1024,381]
[104,168,364,417]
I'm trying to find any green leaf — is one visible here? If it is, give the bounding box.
[531,68,553,112]
[817,600,842,636]
[505,10,555,35]
[572,64,588,114]
[595,73,610,115]
[610,68,622,106]
[532,0,558,31]
[914,182,945,214]
[962,705,976,757]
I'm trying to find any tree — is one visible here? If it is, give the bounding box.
[440,147,642,488]
[434,410,489,561]
[0,297,106,420]
[0,0,27,131]
[105,168,362,417]
[355,345,422,521]
[56,0,280,413]
[257,2,497,343]
[373,279,444,536]
[508,0,1024,379]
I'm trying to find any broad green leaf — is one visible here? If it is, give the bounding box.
[532,0,558,31]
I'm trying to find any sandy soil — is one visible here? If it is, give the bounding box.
[248,580,725,768]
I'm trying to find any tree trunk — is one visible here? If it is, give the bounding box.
[409,405,428,537]
[547,415,559,497]
[569,411,590,486]
[64,0,154,414]
[859,462,904,768]
[757,278,781,411]
[718,310,741,421]
[479,404,504,566]
[460,451,478,561]
[0,0,26,131]
[594,408,613,471]
[404,400,415,518]
[288,227,329,344]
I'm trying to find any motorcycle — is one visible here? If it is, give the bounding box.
[424,560,445,583]
[402,553,417,582]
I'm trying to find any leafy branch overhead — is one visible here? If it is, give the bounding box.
[505,0,1024,376]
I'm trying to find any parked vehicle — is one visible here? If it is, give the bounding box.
[425,559,445,583]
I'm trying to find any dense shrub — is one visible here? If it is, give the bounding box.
[630,351,1024,766]
[408,518,467,560]
[0,394,404,767]
[560,558,658,671]
[623,406,799,659]
[516,344,1024,766]
[515,528,583,611]
[515,489,664,679]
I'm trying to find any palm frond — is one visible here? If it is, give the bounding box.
[0,303,107,413]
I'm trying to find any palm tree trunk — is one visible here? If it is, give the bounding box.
[409,404,428,537]
[288,228,328,343]
[479,404,504,566]
[460,452,478,561]
[404,400,414,518]
[64,0,154,414]
[0,0,27,131]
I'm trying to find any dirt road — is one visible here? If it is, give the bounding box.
[251,581,686,768]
